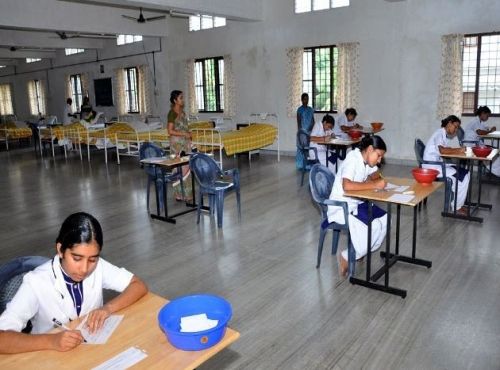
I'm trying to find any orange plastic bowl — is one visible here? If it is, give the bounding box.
[348,129,363,140]
[472,146,492,158]
[412,168,439,186]
[370,122,384,131]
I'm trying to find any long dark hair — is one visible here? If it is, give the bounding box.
[475,106,491,116]
[170,90,183,105]
[359,135,387,152]
[441,115,460,127]
[56,212,103,253]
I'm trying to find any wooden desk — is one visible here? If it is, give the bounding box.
[439,150,498,222]
[316,137,361,169]
[344,177,442,298]
[0,293,240,370]
[140,157,201,224]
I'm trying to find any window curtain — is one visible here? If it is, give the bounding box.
[185,59,197,116]
[223,54,236,117]
[436,34,463,118]
[0,84,14,115]
[65,74,72,101]
[337,42,360,112]
[138,65,153,115]
[38,79,47,116]
[27,80,47,116]
[286,47,303,118]
[113,68,127,116]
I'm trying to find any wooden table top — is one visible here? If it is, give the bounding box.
[343,177,443,206]
[316,137,361,146]
[0,293,240,370]
[140,157,190,168]
[440,149,498,162]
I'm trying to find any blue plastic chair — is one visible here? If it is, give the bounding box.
[297,130,319,186]
[139,142,184,211]
[457,126,479,146]
[414,138,453,212]
[309,164,356,276]
[0,256,49,314]
[189,153,241,228]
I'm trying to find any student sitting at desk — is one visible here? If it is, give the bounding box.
[310,114,336,171]
[327,135,388,277]
[0,212,148,354]
[464,106,500,177]
[333,108,362,160]
[423,115,471,214]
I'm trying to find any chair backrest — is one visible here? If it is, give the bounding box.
[0,256,49,313]
[457,126,465,144]
[414,138,425,166]
[297,130,311,151]
[309,164,335,218]
[189,153,223,188]
[139,142,165,176]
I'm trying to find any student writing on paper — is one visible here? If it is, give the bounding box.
[310,114,337,171]
[0,212,148,354]
[423,115,471,214]
[327,135,388,277]
[333,108,361,160]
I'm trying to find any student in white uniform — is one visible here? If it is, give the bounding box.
[0,212,148,354]
[464,106,500,177]
[62,98,77,125]
[333,108,362,160]
[310,114,336,170]
[423,115,471,213]
[327,135,388,276]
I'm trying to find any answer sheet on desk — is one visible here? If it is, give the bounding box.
[385,183,410,193]
[91,346,148,370]
[77,315,124,344]
[387,193,414,203]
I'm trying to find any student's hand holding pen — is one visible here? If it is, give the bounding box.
[51,318,84,351]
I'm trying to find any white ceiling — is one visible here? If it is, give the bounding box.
[0,0,263,61]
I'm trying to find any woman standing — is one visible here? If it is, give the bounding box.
[167,90,193,201]
[296,93,315,169]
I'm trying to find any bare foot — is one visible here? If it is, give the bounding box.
[337,254,348,277]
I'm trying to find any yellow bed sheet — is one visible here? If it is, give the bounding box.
[0,123,32,139]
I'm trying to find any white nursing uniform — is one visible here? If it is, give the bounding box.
[310,121,334,170]
[423,128,471,210]
[464,117,500,176]
[63,104,74,125]
[0,256,133,334]
[327,148,388,261]
[333,113,355,138]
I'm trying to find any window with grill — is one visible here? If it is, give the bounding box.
[117,35,143,46]
[302,46,339,112]
[65,48,84,55]
[462,33,500,115]
[28,80,46,116]
[295,0,349,13]
[124,67,139,113]
[194,57,224,112]
[189,15,226,32]
[70,74,83,113]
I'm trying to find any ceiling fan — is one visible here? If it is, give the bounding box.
[53,31,116,40]
[122,8,166,23]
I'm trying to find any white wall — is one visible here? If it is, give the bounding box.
[2,0,500,161]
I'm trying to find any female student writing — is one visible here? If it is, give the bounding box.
[309,114,336,170]
[327,135,388,276]
[423,115,471,214]
[464,106,499,177]
[0,212,148,354]
[333,108,362,161]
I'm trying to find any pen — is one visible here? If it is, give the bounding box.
[52,318,87,342]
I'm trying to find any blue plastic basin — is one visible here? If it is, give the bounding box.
[158,294,232,351]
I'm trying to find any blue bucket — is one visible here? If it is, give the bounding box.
[158,294,232,351]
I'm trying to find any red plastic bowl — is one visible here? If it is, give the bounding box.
[348,129,363,140]
[370,122,384,131]
[412,168,439,186]
[472,146,492,158]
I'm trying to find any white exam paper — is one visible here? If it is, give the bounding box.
[77,315,124,344]
[385,183,410,193]
[487,149,498,160]
[91,346,148,370]
[180,313,218,333]
[387,194,414,203]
